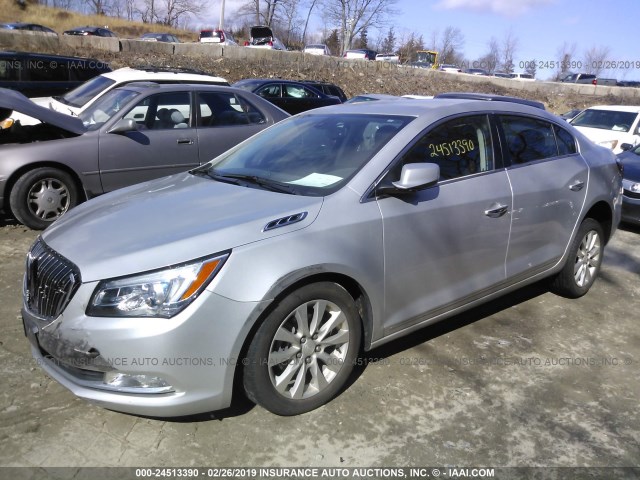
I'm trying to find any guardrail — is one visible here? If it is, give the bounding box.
[2,29,639,100]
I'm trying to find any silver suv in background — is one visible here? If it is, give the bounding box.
[21,94,621,417]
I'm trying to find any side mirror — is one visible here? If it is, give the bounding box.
[377,163,440,195]
[620,143,634,152]
[108,118,138,134]
[392,163,440,190]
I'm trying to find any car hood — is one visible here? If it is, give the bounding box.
[572,126,628,144]
[42,173,324,282]
[0,88,86,134]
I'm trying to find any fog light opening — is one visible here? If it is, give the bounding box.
[104,371,173,391]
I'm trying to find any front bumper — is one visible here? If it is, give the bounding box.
[23,283,267,417]
[621,192,640,225]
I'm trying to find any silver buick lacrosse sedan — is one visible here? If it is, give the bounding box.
[22,94,622,416]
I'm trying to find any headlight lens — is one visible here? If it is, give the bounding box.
[598,139,619,150]
[87,253,229,318]
[623,179,640,193]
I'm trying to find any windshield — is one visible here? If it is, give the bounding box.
[79,88,139,131]
[198,113,414,196]
[59,75,116,108]
[571,109,638,132]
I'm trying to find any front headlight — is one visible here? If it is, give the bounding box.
[623,179,640,194]
[87,252,229,318]
[598,139,619,150]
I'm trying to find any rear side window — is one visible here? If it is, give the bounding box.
[499,115,558,164]
[27,59,69,82]
[197,91,265,127]
[0,58,19,80]
[392,115,495,181]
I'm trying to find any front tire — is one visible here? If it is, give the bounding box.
[550,218,604,298]
[243,282,362,416]
[9,168,80,230]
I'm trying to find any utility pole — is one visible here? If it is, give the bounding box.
[219,0,225,30]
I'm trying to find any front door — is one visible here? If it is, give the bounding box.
[377,114,513,336]
[98,91,200,192]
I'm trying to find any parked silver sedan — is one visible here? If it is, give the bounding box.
[0,85,288,229]
[22,94,622,417]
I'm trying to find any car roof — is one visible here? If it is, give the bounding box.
[112,82,243,95]
[585,105,640,113]
[101,67,227,83]
[310,96,559,122]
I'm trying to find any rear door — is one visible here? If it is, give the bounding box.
[195,90,266,162]
[376,114,513,336]
[498,115,588,280]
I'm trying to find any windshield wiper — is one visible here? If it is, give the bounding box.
[194,170,298,194]
[214,172,298,194]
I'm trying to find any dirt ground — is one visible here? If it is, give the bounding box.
[1,211,639,473]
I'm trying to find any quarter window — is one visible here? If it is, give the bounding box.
[554,125,577,156]
[499,115,558,164]
[392,115,494,181]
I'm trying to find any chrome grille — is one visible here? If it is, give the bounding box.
[24,238,81,320]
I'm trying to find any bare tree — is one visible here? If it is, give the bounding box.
[436,25,464,65]
[584,45,611,76]
[476,36,500,73]
[322,0,398,54]
[500,29,518,73]
[85,0,110,14]
[379,26,395,53]
[280,0,303,46]
[301,0,319,46]
[554,41,577,80]
[525,58,537,78]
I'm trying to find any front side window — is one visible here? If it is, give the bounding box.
[390,115,494,182]
[499,115,558,164]
[257,84,281,98]
[197,92,265,127]
[123,92,191,130]
[79,88,140,131]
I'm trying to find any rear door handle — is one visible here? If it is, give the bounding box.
[177,138,194,145]
[484,203,509,218]
[569,181,585,191]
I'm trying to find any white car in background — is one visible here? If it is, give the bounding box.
[303,44,331,56]
[376,53,399,63]
[570,105,640,154]
[509,72,535,81]
[7,67,229,126]
[439,64,462,73]
[199,29,238,46]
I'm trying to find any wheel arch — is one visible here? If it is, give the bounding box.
[231,271,375,400]
[582,200,614,244]
[5,162,87,217]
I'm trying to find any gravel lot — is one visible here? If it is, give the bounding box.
[0,210,639,472]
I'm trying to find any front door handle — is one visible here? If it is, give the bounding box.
[484,203,509,218]
[569,181,585,191]
[177,138,194,145]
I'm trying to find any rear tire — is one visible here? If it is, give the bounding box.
[243,282,361,416]
[9,168,79,230]
[550,218,604,298]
